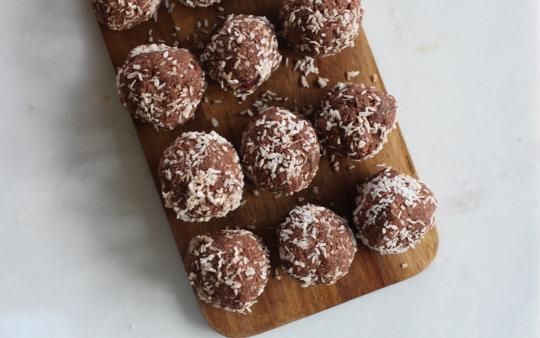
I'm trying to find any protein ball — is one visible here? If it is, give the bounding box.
[185,229,270,313]
[179,0,221,7]
[353,167,438,255]
[314,82,397,161]
[158,131,244,222]
[91,0,161,31]
[201,14,282,98]
[278,204,357,287]
[280,0,365,57]
[116,44,206,130]
[241,107,321,194]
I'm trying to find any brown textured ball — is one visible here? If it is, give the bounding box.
[116,44,206,130]
[201,14,282,98]
[278,204,357,287]
[280,0,365,57]
[179,0,221,7]
[314,82,398,161]
[91,0,161,31]
[158,131,244,222]
[185,229,270,313]
[353,167,438,255]
[241,107,321,194]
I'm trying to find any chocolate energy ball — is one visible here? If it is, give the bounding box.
[280,0,365,57]
[314,82,397,161]
[353,167,438,255]
[179,0,221,7]
[158,131,244,222]
[241,107,321,194]
[91,0,160,31]
[185,229,270,313]
[116,44,206,130]
[278,204,357,287]
[201,14,282,98]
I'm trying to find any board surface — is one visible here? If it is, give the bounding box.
[96,1,439,337]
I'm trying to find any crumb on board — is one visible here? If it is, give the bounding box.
[346,70,360,80]
[240,108,255,117]
[317,77,329,88]
[294,56,319,77]
[300,75,309,88]
[274,268,282,280]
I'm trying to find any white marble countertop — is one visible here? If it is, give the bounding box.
[0,0,538,337]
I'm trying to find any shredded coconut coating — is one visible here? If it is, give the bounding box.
[315,82,397,161]
[116,44,207,130]
[241,107,321,194]
[158,131,244,222]
[280,0,365,57]
[179,0,221,7]
[91,0,161,31]
[201,14,282,98]
[278,204,357,287]
[184,229,270,313]
[353,167,438,255]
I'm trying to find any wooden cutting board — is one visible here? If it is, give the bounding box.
[96,1,439,337]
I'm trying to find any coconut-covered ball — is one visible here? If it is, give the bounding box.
[91,0,161,31]
[241,107,320,194]
[179,0,221,7]
[280,0,365,57]
[158,131,244,222]
[314,82,397,161]
[116,44,206,130]
[201,14,282,98]
[353,167,438,255]
[185,229,270,313]
[278,204,357,287]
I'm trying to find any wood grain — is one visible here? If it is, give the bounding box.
[96,1,439,337]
